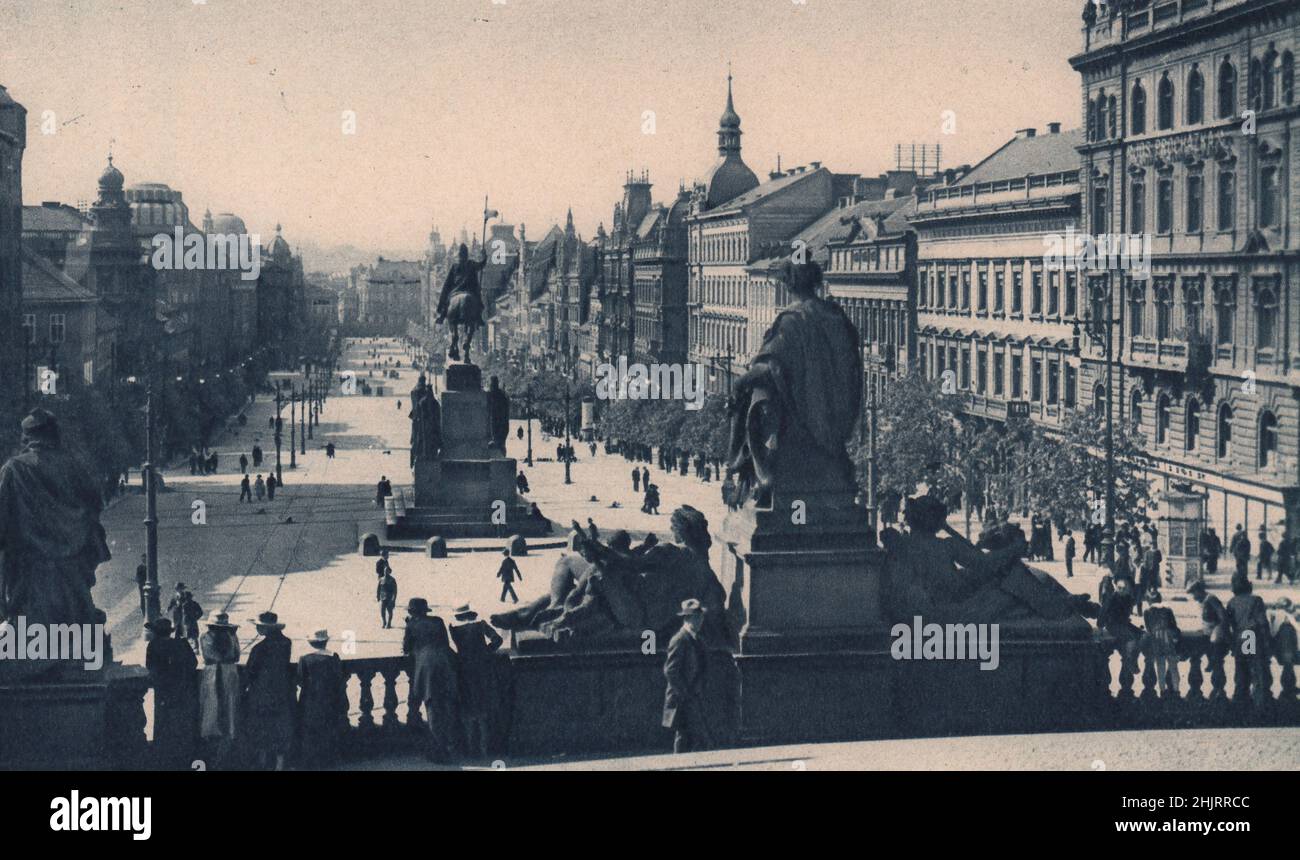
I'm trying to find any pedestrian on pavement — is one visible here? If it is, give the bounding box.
[377,568,398,628]
[1276,533,1295,584]
[252,444,263,467]
[375,549,392,580]
[516,471,529,494]
[136,554,149,617]
[1063,530,1075,578]
[516,426,524,441]
[449,604,504,759]
[167,582,187,634]
[181,591,203,652]
[198,612,241,767]
[663,598,713,754]
[239,453,249,474]
[266,473,277,501]
[145,617,199,770]
[402,598,458,764]
[1136,538,1161,616]
[297,629,348,769]
[243,611,294,771]
[326,442,335,459]
[1202,527,1221,575]
[587,518,599,542]
[1257,529,1274,581]
[641,466,650,489]
[1231,525,1251,580]
[254,474,266,501]
[240,474,252,503]
[496,549,522,603]
[376,475,392,508]
[632,467,641,493]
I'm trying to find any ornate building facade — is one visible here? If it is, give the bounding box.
[1073,0,1300,534]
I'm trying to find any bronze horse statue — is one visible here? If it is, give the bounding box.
[435,243,486,362]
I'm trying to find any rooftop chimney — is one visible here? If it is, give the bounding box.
[1047,122,1062,134]
[1015,128,1037,139]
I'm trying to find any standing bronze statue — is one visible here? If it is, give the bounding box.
[487,375,511,454]
[409,374,441,466]
[435,243,487,362]
[726,258,862,508]
[0,408,111,627]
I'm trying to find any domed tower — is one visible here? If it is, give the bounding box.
[88,155,156,377]
[703,73,759,209]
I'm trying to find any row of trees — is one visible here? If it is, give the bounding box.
[851,371,1152,535]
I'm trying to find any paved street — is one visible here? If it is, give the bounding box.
[95,336,738,666]
[93,337,1300,673]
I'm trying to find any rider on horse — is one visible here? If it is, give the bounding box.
[435,243,487,361]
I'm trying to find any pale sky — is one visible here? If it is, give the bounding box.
[1,0,1083,258]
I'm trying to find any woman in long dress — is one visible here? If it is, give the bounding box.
[198,612,241,767]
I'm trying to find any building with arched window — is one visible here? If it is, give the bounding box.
[1074,0,1299,541]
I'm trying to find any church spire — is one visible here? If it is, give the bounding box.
[717,67,742,155]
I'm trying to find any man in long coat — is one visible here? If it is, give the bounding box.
[297,629,348,769]
[402,598,458,763]
[242,611,295,770]
[449,605,503,758]
[663,599,712,753]
[145,617,198,770]
[198,612,241,766]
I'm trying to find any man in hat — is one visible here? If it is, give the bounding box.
[1267,598,1297,699]
[167,582,187,637]
[663,598,712,754]
[496,549,522,603]
[403,598,458,763]
[198,612,241,765]
[239,473,252,503]
[449,604,503,758]
[243,611,295,770]
[145,617,198,769]
[135,554,149,618]
[1227,577,1271,708]
[297,629,347,769]
[0,408,110,630]
[377,565,398,629]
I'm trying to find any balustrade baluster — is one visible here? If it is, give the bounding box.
[381,669,400,731]
[357,669,377,732]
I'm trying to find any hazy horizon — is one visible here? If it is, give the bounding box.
[2,0,1082,260]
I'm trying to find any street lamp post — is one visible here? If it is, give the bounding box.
[274,382,284,485]
[1070,302,1119,569]
[563,378,573,485]
[300,385,307,455]
[289,388,298,469]
[525,388,534,467]
[141,367,161,623]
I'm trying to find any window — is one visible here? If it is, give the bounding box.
[1090,278,1108,329]
[1093,383,1106,414]
[1217,167,1235,230]
[1064,364,1076,408]
[1130,176,1146,233]
[1129,282,1146,337]
[960,347,970,390]
[1047,358,1059,406]
[1012,271,1023,314]
[1218,56,1237,119]
[961,270,971,310]
[1131,81,1147,135]
[976,348,987,393]
[1263,46,1278,109]
[1031,271,1043,316]
[1092,179,1109,231]
[994,270,1005,313]
[1155,281,1173,339]
[1011,354,1023,399]
[1065,272,1078,317]
[1184,281,1203,334]
[1048,271,1060,317]
[1131,390,1144,434]
[1284,51,1295,105]
[977,269,988,312]
[993,352,1005,396]
[48,313,66,345]
[1217,402,1233,459]
[1158,73,1175,130]
[1249,58,1262,111]
[1187,65,1205,125]
[1156,176,1173,234]
[1260,166,1280,228]
[1185,399,1201,452]
[1255,282,1278,351]
[948,273,958,310]
[1186,172,1203,233]
[1258,411,1278,468]
[1031,358,1043,403]
[1214,279,1236,346]
[22,313,34,344]
[1108,95,1118,139]
[1156,394,1171,444]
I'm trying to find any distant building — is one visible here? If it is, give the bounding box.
[0,84,25,411]
[359,256,420,334]
[21,247,100,391]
